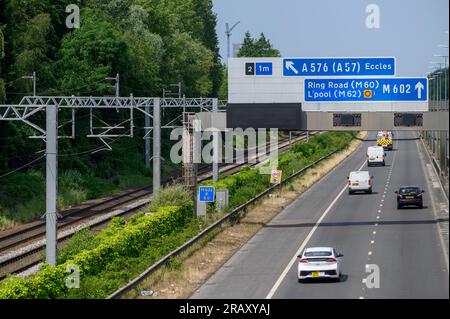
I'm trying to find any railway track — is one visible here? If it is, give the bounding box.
[0,132,313,279]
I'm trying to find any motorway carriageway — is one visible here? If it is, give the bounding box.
[191,131,449,299]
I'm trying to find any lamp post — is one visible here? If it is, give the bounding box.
[428,65,442,156]
[430,62,443,109]
[434,54,448,105]
[225,21,240,60]
[427,75,436,145]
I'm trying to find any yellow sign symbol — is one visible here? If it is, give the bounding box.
[270,168,283,184]
[364,90,373,99]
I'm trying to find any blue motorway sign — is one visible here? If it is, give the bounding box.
[198,186,215,202]
[304,78,427,102]
[283,57,395,76]
[305,78,428,102]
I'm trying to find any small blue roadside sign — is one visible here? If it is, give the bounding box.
[198,186,215,202]
[283,57,395,76]
[304,78,428,102]
[245,62,273,76]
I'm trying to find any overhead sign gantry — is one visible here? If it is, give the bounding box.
[227,57,444,130]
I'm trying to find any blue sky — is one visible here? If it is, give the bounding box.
[212,0,449,76]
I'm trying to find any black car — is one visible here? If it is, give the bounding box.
[395,186,424,209]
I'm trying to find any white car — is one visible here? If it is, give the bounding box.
[348,170,373,194]
[297,247,343,282]
[367,146,386,166]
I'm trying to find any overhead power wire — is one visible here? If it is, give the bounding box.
[0,155,45,179]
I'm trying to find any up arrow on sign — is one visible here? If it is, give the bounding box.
[415,82,424,99]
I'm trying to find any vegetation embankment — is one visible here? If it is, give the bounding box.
[0,0,222,230]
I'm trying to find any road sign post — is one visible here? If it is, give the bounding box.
[197,186,215,217]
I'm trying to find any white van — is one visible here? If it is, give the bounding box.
[367,146,386,166]
[348,171,373,194]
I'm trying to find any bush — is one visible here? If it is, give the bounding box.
[144,184,191,213]
[57,228,98,264]
[0,203,193,299]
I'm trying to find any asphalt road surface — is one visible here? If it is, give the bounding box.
[191,131,449,299]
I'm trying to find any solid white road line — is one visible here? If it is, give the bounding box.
[418,138,449,273]
[265,160,368,299]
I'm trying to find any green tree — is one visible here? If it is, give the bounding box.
[122,5,164,95]
[55,9,129,95]
[238,31,281,57]
[163,32,214,96]
[0,28,5,103]
[217,64,227,100]
[11,13,56,95]
[145,0,202,40]
[192,0,222,96]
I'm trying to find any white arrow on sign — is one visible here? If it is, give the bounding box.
[285,61,299,74]
[415,82,424,99]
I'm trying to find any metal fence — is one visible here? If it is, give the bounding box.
[422,101,449,183]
